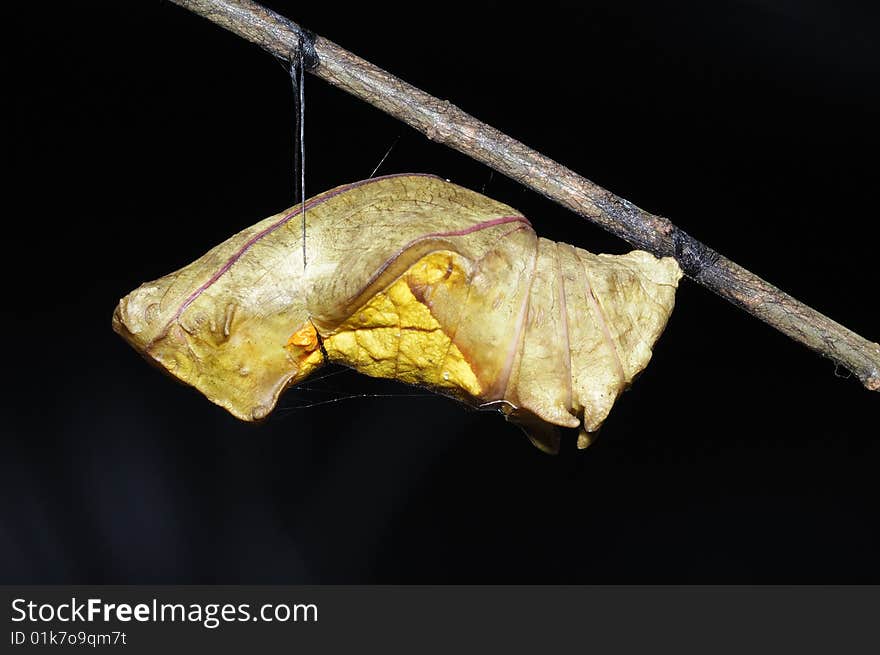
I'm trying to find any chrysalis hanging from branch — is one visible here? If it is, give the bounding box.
[113,175,682,453]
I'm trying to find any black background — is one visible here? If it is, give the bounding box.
[6,1,878,583]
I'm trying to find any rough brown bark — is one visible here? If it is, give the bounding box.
[167,0,879,391]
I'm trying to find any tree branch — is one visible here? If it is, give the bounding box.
[167,0,879,391]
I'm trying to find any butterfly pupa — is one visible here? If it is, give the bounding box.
[113,174,682,453]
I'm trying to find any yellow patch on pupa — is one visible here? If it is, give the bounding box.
[284,321,324,383]
[313,251,481,398]
[286,322,319,349]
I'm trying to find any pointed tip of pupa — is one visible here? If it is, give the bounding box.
[577,427,600,449]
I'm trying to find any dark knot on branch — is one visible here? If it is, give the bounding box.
[672,227,721,281]
[291,25,319,70]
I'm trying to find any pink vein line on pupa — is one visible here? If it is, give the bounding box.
[361,215,533,293]
[153,173,440,345]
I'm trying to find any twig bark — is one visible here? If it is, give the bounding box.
[167,0,879,391]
